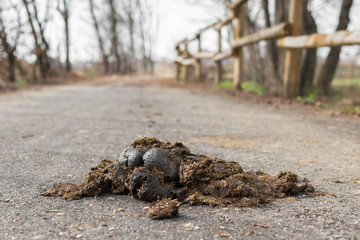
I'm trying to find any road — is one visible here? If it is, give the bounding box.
[0,77,359,239]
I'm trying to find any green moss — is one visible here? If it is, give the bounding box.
[218,80,233,89]
[242,81,266,95]
[14,79,28,87]
[218,80,266,95]
[297,89,316,103]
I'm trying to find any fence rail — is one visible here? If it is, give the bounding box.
[175,0,360,98]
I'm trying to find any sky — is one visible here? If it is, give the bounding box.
[55,0,217,63]
[3,0,360,65]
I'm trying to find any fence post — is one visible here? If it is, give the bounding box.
[233,4,244,90]
[175,45,181,81]
[182,42,189,82]
[195,34,202,82]
[214,29,223,86]
[283,0,303,98]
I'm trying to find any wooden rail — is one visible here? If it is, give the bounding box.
[231,22,291,49]
[175,0,360,98]
[277,30,360,49]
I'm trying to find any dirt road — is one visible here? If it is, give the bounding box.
[1,77,359,239]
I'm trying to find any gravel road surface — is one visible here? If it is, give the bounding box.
[0,77,359,239]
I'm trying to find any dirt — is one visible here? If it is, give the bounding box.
[41,137,315,220]
[146,199,181,220]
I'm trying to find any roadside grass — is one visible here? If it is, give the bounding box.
[297,89,316,103]
[81,71,96,78]
[308,78,360,115]
[332,78,360,89]
[13,78,28,87]
[218,80,266,96]
[331,78,360,114]
[218,78,359,115]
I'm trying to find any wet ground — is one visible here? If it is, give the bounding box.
[0,76,360,239]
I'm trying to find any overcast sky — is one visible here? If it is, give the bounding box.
[55,0,216,63]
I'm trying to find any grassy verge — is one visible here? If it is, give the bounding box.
[218,80,266,96]
[296,78,360,115]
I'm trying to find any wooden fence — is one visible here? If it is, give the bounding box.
[175,0,360,98]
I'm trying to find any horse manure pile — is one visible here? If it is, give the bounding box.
[41,137,315,220]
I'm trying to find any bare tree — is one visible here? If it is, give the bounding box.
[317,0,353,95]
[137,0,157,73]
[261,0,283,93]
[122,0,136,73]
[108,0,121,73]
[299,0,317,96]
[0,6,22,82]
[243,7,265,85]
[57,0,71,73]
[88,0,109,74]
[22,0,52,81]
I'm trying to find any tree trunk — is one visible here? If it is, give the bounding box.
[316,0,353,96]
[243,10,265,85]
[22,0,51,81]
[89,0,109,74]
[127,1,135,73]
[108,0,121,73]
[262,0,282,92]
[8,51,16,82]
[263,0,279,74]
[274,0,288,80]
[299,0,317,96]
[64,1,71,72]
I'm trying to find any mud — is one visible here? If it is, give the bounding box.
[41,137,315,219]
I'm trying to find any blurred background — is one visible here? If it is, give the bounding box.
[0,0,359,111]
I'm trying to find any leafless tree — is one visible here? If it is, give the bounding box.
[108,0,122,73]
[316,0,354,95]
[137,0,157,73]
[22,0,52,81]
[88,0,109,74]
[122,0,136,73]
[57,0,71,73]
[0,5,22,82]
[299,0,317,96]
